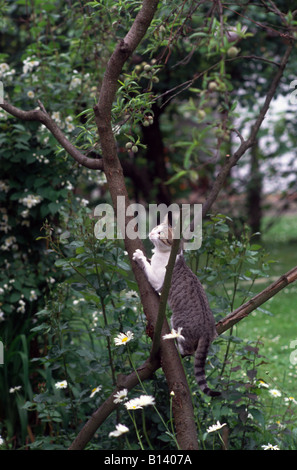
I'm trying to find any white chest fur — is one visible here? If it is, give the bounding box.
[149,249,171,291]
[133,248,171,292]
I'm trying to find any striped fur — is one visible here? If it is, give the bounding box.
[169,255,220,397]
[194,337,221,397]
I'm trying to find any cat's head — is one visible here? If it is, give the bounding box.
[149,215,173,251]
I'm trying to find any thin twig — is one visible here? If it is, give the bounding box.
[150,236,181,361]
[201,39,294,219]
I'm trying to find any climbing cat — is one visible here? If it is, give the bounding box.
[133,217,220,397]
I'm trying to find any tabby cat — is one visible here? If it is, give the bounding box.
[133,217,220,397]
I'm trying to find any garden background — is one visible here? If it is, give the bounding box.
[1,0,297,450]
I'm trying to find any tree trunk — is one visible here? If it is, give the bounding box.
[141,103,171,205]
[93,0,199,450]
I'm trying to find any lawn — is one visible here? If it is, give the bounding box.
[236,214,297,397]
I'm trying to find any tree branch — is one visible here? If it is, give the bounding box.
[216,265,297,335]
[69,356,160,450]
[0,100,104,170]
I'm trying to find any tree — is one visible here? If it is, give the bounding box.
[1,0,297,450]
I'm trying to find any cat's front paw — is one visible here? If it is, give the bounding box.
[133,249,145,266]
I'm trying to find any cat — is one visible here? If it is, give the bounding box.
[133,216,220,397]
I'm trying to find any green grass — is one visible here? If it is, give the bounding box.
[238,284,297,395]
[236,214,297,397]
[262,213,297,245]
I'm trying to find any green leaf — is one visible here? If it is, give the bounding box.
[60,231,70,240]
[183,149,192,170]
[55,259,67,267]
[48,202,61,214]
[165,170,187,185]
[10,292,21,302]
[248,408,265,427]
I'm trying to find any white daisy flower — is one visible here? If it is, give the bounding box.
[90,386,102,398]
[285,396,297,405]
[114,331,134,346]
[113,389,128,404]
[269,389,281,398]
[55,380,67,389]
[125,395,155,410]
[9,385,22,394]
[109,423,129,438]
[261,443,280,450]
[206,421,227,433]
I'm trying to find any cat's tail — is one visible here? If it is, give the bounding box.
[194,337,221,397]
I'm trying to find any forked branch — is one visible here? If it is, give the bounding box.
[0,100,104,170]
